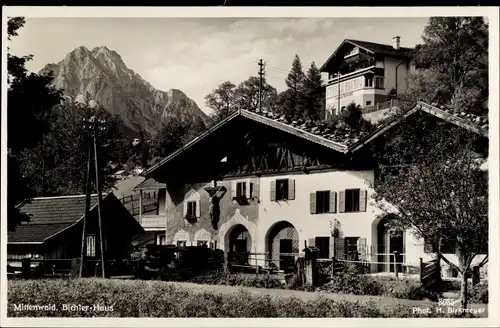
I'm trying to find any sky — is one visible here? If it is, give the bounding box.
[9,17,430,114]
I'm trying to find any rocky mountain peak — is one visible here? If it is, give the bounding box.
[40,46,209,137]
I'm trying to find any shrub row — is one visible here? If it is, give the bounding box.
[318,264,488,304]
[7,279,485,318]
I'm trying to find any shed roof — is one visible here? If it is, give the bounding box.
[9,194,102,244]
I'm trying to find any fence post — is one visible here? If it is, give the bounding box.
[22,258,31,279]
[393,251,399,278]
[419,257,424,282]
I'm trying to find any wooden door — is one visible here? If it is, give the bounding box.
[279,239,293,271]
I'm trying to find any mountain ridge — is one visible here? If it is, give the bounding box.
[39,45,209,137]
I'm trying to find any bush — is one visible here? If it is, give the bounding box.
[318,264,437,301]
[468,282,488,304]
[188,271,285,289]
[7,279,486,318]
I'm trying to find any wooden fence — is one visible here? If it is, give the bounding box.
[7,258,138,279]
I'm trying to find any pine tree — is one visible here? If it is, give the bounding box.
[283,55,306,118]
[303,61,324,121]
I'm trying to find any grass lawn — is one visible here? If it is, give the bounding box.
[7,278,488,318]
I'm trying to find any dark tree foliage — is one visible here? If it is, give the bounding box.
[19,100,129,196]
[400,17,488,115]
[7,17,62,230]
[373,111,488,310]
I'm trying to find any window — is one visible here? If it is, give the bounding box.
[86,235,96,257]
[197,240,208,247]
[176,240,187,247]
[157,233,166,246]
[236,182,246,198]
[276,179,289,201]
[316,191,330,214]
[365,76,373,87]
[345,237,360,260]
[345,189,360,213]
[366,101,372,106]
[186,201,197,218]
[315,237,330,259]
[375,76,384,89]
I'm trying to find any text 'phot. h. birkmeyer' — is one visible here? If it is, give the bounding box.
[1,5,498,328]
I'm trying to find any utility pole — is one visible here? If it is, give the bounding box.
[79,128,93,278]
[258,59,264,111]
[81,116,106,279]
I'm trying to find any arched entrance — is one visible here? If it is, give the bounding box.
[377,215,405,273]
[265,221,299,271]
[228,224,252,253]
[226,224,251,264]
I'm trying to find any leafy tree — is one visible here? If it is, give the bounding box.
[7,17,62,231]
[19,99,128,196]
[373,113,488,311]
[204,81,237,124]
[303,61,324,121]
[401,17,488,115]
[234,76,279,113]
[340,102,374,132]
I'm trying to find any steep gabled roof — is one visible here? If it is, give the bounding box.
[145,102,488,179]
[349,102,488,152]
[345,39,413,57]
[320,38,413,72]
[144,108,371,177]
[9,194,105,244]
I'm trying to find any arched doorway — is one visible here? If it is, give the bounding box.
[226,224,251,264]
[265,221,299,271]
[377,215,405,273]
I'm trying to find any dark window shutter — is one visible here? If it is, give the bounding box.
[231,183,237,198]
[359,190,367,212]
[288,179,295,200]
[310,193,316,214]
[339,191,346,213]
[248,182,253,198]
[195,201,200,217]
[335,238,345,260]
[329,191,337,213]
[270,181,276,201]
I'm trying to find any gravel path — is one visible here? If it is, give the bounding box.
[160,281,488,312]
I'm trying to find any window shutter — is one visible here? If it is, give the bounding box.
[183,201,187,216]
[339,191,346,213]
[246,182,253,198]
[270,181,276,201]
[329,191,337,213]
[357,237,367,260]
[310,193,316,214]
[335,238,345,260]
[359,190,367,212]
[288,179,295,200]
[195,201,200,218]
[231,182,237,198]
[308,238,315,247]
[329,237,334,259]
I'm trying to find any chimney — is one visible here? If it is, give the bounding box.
[392,36,401,50]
